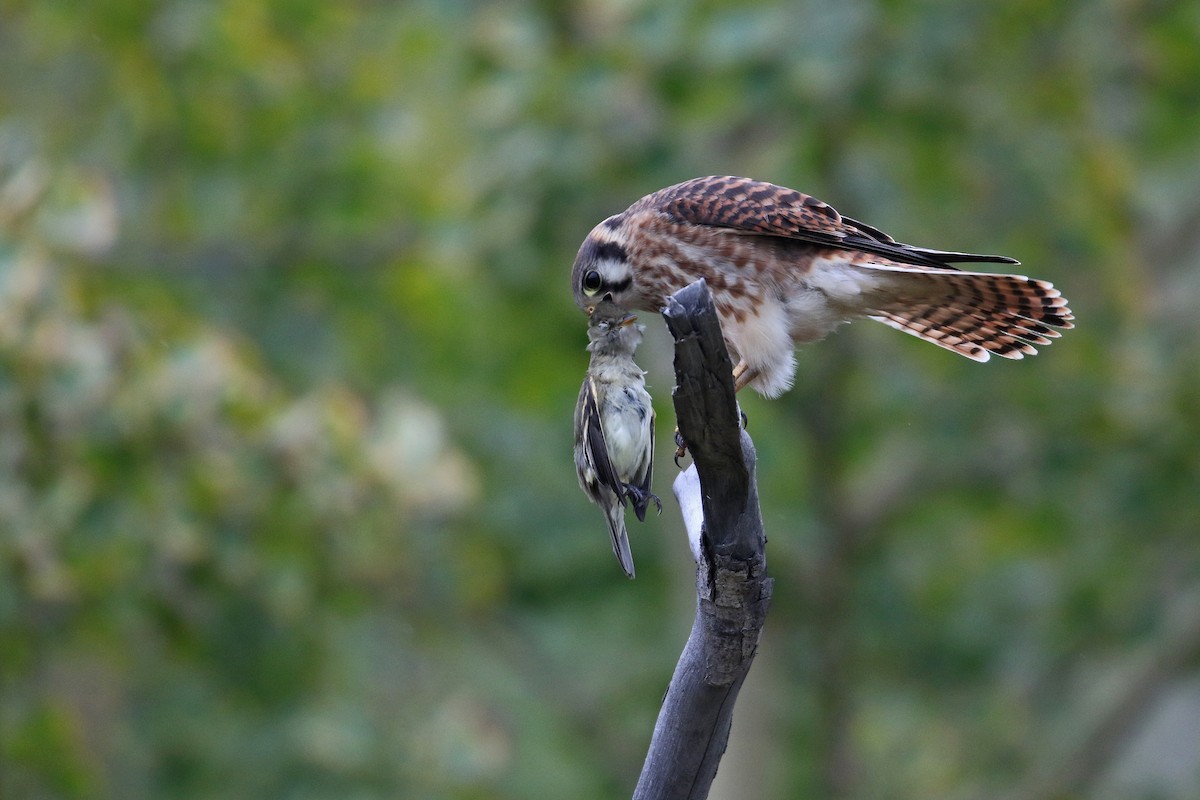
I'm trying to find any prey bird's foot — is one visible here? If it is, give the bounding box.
[624,485,662,522]
[673,426,689,467]
[636,489,662,518]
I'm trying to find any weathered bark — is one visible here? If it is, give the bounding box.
[633,280,773,800]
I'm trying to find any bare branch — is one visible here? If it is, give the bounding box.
[633,280,773,800]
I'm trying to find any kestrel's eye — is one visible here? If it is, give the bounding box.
[582,270,602,296]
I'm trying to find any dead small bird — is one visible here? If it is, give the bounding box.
[574,298,660,578]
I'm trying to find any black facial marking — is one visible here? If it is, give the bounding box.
[607,276,632,295]
[593,240,628,264]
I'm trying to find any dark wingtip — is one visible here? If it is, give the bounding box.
[920,248,1021,266]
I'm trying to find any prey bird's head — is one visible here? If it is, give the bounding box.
[586,298,643,355]
[572,219,636,314]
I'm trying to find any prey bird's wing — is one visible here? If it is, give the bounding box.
[643,406,655,500]
[627,403,657,523]
[578,376,626,507]
[575,376,636,578]
[641,175,1019,269]
[575,377,636,577]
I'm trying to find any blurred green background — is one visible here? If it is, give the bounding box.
[2,1,1199,798]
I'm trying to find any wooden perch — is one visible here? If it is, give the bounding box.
[633,279,774,800]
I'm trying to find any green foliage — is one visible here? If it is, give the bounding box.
[2,1,1199,798]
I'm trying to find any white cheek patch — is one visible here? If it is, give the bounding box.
[597,259,633,297]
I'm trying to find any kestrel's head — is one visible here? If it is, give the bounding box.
[585,298,643,355]
[572,219,635,314]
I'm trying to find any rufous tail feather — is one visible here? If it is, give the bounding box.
[868,269,1074,361]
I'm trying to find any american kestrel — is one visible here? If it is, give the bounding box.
[571,176,1074,397]
[574,299,660,579]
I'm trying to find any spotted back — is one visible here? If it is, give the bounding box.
[634,176,1020,270]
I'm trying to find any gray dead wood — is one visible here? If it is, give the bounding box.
[632,279,774,800]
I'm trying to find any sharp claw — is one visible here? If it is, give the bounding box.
[740,408,749,430]
[673,427,689,467]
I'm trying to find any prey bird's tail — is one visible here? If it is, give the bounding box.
[604,501,636,579]
[866,266,1074,362]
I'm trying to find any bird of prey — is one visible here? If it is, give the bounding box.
[572,176,1074,398]
[574,300,660,579]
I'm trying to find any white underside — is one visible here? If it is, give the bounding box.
[588,360,654,480]
[600,391,653,479]
[725,259,889,397]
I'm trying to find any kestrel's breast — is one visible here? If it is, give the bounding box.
[622,214,814,397]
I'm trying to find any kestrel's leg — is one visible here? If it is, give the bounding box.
[731,362,753,431]
[732,361,757,393]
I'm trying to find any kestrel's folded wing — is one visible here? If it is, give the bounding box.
[638,175,1020,269]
